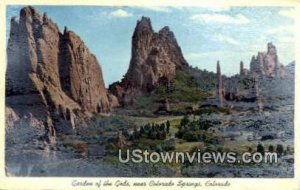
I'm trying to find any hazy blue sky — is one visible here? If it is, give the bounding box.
[6,6,295,86]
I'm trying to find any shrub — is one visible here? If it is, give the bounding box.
[180,115,189,127]
[257,143,264,155]
[166,120,170,134]
[182,131,199,142]
[276,144,284,156]
[268,145,274,152]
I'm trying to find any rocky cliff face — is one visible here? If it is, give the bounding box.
[250,42,287,78]
[59,27,110,113]
[109,17,188,105]
[6,8,61,95]
[6,6,110,135]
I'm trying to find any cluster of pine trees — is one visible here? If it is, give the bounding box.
[130,121,171,140]
[176,115,221,142]
[256,143,290,157]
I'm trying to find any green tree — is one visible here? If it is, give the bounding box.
[160,123,166,132]
[162,130,167,139]
[150,131,158,140]
[166,120,170,134]
[144,124,151,131]
[276,144,284,156]
[180,115,189,127]
[257,143,264,155]
[156,131,161,140]
[133,126,139,139]
[175,126,184,138]
[182,131,198,142]
[139,126,145,136]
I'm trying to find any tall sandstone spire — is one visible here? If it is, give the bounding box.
[6,6,110,134]
[240,61,244,75]
[109,16,188,105]
[248,77,263,112]
[216,61,225,107]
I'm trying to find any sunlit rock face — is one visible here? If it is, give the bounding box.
[6,6,110,135]
[109,17,188,105]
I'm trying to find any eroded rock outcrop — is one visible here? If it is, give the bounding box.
[216,61,225,107]
[250,42,287,78]
[109,17,188,105]
[5,106,20,129]
[116,131,127,149]
[6,6,110,135]
[223,42,293,106]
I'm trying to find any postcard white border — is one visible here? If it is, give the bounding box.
[0,0,299,190]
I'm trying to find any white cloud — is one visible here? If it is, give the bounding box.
[213,34,239,45]
[190,13,250,25]
[110,9,133,18]
[278,8,296,20]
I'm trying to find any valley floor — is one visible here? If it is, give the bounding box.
[6,100,294,177]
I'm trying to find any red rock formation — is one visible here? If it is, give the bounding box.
[5,106,19,129]
[6,8,61,95]
[108,94,120,108]
[116,131,127,149]
[216,61,225,107]
[109,17,188,105]
[59,28,110,114]
[250,42,287,78]
[6,6,110,135]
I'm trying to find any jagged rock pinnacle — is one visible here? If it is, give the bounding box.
[250,42,286,78]
[109,16,188,105]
